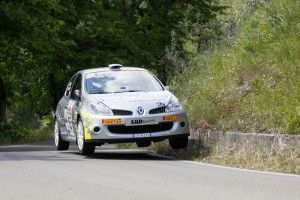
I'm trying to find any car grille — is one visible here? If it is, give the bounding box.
[108,122,173,134]
[112,109,133,116]
[149,107,167,114]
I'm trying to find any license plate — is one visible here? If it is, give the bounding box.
[133,133,151,138]
[125,117,158,126]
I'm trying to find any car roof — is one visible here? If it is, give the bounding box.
[78,66,148,76]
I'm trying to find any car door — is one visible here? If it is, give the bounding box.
[67,74,82,137]
[57,74,77,138]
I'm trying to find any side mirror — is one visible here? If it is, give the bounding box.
[74,90,81,99]
[165,86,170,91]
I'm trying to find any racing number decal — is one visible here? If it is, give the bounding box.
[65,100,76,136]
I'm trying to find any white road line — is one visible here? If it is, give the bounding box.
[148,152,300,178]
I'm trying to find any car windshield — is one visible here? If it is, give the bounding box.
[85,70,164,94]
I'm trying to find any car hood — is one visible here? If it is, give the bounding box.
[90,91,173,111]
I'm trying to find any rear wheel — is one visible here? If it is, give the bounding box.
[77,119,95,155]
[54,119,69,150]
[169,136,188,149]
[136,141,151,147]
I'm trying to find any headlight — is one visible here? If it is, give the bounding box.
[166,97,182,112]
[90,102,113,115]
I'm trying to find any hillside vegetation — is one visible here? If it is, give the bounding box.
[169,0,300,134]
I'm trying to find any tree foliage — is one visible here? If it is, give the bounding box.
[0,0,223,119]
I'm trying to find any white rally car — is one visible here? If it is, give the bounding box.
[54,64,190,154]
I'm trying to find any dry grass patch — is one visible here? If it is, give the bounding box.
[145,140,300,175]
[206,145,300,175]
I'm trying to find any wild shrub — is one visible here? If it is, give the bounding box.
[0,120,33,144]
[167,0,300,134]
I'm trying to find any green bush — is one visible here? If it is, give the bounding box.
[168,0,300,134]
[7,104,41,130]
[0,118,53,145]
[0,120,34,144]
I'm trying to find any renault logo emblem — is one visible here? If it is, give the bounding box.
[137,107,144,115]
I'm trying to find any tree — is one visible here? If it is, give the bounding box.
[0,0,223,119]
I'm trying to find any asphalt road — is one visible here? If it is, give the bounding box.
[0,141,299,200]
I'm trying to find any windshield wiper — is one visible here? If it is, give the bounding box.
[113,90,145,93]
[89,92,112,94]
[128,90,145,92]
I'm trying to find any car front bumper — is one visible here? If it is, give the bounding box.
[79,110,190,144]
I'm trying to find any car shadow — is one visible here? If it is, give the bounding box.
[0,140,174,161]
[65,149,174,161]
[86,149,174,161]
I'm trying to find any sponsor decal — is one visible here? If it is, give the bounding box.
[86,73,96,78]
[125,117,158,126]
[102,119,122,124]
[67,105,72,116]
[163,115,179,121]
[65,122,74,136]
[92,71,151,76]
[64,102,76,136]
[60,127,67,135]
[130,119,155,125]
[65,100,76,136]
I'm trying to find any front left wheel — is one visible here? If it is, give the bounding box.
[54,119,69,150]
[169,136,188,149]
[136,141,151,147]
[77,119,95,155]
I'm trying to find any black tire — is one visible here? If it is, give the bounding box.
[169,136,188,149]
[77,119,95,155]
[54,119,69,150]
[136,141,151,147]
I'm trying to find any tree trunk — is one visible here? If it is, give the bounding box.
[122,0,129,23]
[0,78,7,120]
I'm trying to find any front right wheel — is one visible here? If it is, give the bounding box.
[77,119,95,155]
[169,136,188,149]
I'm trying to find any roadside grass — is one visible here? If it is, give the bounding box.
[116,140,300,175]
[206,145,300,175]
[146,140,300,175]
[169,0,300,134]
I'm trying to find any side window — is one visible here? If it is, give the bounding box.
[65,74,77,98]
[70,74,82,100]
